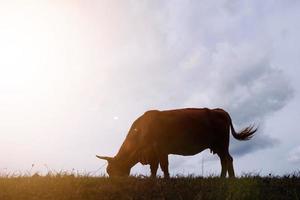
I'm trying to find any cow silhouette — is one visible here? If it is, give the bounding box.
[97,108,256,178]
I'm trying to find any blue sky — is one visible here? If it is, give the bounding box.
[0,0,299,176]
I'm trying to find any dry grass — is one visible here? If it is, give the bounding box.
[0,173,300,200]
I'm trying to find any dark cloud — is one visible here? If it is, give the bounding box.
[230,131,280,156]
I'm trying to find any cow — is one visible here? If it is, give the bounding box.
[96,108,257,178]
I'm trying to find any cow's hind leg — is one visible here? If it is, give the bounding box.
[227,153,235,178]
[159,154,170,178]
[217,151,235,178]
[150,159,159,178]
[217,152,228,178]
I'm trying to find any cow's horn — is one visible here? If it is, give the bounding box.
[96,155,113,161]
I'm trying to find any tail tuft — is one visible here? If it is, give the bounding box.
[226,111,258,141]
[231,124,257,140]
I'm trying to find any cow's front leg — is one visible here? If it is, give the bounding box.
[150,160,159,178]
[159,154,170,178]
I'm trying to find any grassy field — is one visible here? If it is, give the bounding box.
[0,174,300,200]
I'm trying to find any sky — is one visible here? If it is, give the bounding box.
[0,0,299,176]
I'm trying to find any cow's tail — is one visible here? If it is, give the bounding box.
[226,113,257,141]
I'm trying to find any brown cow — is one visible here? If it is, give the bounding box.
[97,108,256,178]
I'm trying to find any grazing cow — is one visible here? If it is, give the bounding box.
[97,108,256,178]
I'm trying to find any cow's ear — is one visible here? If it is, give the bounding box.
[96,155,113,162]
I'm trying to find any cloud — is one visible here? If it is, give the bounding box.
[230,133,279,156]
[177,42,293,156]
[287,146,300,164]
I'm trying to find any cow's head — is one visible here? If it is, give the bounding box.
[96,155,130,177]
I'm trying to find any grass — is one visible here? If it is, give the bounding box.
[0,173,300,200]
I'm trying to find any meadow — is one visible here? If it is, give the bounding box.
[0,173,300,200]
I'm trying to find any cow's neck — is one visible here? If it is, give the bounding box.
[114,135,139,170]
[115,151,139,170]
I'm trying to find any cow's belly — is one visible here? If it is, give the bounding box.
[168,143,208,156]
[169,147,207,156]
[158,134,211,156]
